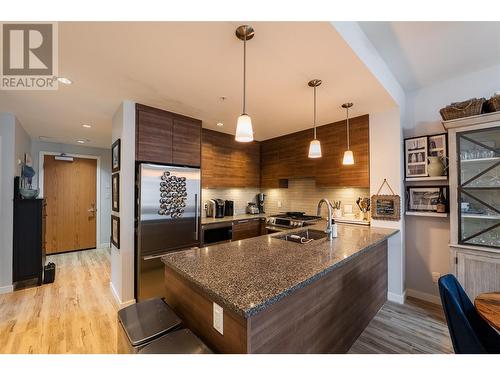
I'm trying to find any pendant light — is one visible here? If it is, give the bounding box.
[342,102,354,165]
[235,25,255,142]
[308,79,322,158]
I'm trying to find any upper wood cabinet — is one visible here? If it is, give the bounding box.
[202,129,260,188]
[136,104,201,167]
[261,114,370,188]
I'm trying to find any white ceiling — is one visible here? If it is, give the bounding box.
[0,22,396,148]
[359,21,500,91]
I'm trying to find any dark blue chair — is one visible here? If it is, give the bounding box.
[438,274,500,354]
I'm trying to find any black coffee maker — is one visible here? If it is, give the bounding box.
[256,193,266,213]
[214,199,225,218]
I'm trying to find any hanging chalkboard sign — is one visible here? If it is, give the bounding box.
[371,179,401,221]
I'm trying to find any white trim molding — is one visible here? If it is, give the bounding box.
[388,290,406,304]
[407,288,442,306]
[110,282,135,309]
[0,285,14,294]
[38,151,102,250]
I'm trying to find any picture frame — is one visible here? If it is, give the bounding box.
[404,136,428,178]
[112,173,120,212]
[404,133,449,179]
[112,139,121,173]
[371,194,401,221]
[111,215,120,249]
[428,133,448,175]
[407,186,449,213]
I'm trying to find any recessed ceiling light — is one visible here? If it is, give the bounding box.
[216,122,224,127]
[82,124,92,128]
[76,139,86,144]
[56,77,73,85]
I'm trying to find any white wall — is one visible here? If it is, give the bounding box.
[369,108,406,303]
[0,114,16,293]
[404,64,500,303]
[110,101,136,308]
[31,141,112,248]
[333,22,407,304]
[0,113,32,293]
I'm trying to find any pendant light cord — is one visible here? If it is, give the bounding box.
[242,27,247,115]
[313,85,317,139]
[346,106,350,150]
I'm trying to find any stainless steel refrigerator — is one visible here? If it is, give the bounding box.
[136,163,200,301]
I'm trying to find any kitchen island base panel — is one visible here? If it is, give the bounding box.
[164,265,248,354]
[164,240,388,353]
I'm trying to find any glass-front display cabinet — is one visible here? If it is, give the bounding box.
[446,112,500,300]
[457,126,500,249]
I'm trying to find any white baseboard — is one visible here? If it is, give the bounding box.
[388,290,406,304]
[109,282,135,309]
[407,288,442,305]
[0,285,13,294]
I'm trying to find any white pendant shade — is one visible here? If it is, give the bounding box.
[343,150,354,165]
[308,139,322,158]
[235,114,254,142]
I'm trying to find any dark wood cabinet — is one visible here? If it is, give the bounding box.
[173,117,201,167]
[316,114,369,187]
[202,129,260,188]
[232,218,263,241]
[13,199,46,285]
[136,104,201,167]
[260,114,369,188]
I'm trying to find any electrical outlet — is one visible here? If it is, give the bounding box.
[344,204,353,214]
[213,302,224,335]
[277,201,282,208]
[432,272,441,284]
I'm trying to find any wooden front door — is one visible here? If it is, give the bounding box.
[43,155,97,254]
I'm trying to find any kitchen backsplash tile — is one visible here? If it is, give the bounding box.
[263,178,370,217]
[203,178,369,219]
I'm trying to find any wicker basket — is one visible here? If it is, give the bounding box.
[439,98,486,121]
[486,95,500,112]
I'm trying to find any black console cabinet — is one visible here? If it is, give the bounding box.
[13,199,46,285]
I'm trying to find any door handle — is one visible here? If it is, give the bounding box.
[195,193,199,241]
[88,203,97,215]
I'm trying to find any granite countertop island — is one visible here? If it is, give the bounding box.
[162,222,398,318]
[161,222,398,353]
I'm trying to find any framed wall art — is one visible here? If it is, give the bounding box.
[111,215,120,249]
[407,186,448,213]
[405,136,428,178]
[112,173,120,212]
[112,139,121,173]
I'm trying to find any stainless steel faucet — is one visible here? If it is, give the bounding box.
[317,198,334,240]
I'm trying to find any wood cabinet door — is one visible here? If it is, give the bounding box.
[260,139,280,188]
[136,108,173,164]
[316,114,369,188]
[202,129,260,188]
[456,250,500,300]
[232,219,261,241]
[173,116,201,167]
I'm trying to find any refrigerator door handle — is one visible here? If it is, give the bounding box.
[195,193,199,240]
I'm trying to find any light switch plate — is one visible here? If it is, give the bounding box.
[213,302,224,335]
[277,201,282,208]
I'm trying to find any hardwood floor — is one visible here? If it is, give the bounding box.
[0,249,452,354]
[0,248,117,354]
[349,297,453,354]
